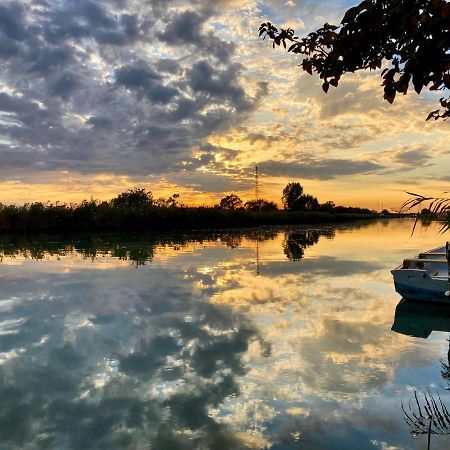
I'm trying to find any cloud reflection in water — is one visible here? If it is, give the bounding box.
[0,221,448,449]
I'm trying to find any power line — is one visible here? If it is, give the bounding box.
[255,165,259,199]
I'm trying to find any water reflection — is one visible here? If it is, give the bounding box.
[392,299,450,447]
[392,299,450,338]
[0,228,327,266]
[0,266,263,448]
[0,221,449,449]
[392,299,450,388]
[283,229,334,261]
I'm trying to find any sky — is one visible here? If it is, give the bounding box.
[0,0,448,210]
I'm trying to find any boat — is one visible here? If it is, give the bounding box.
[391,243,450,303]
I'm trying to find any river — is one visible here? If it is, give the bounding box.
[0,219,448,449]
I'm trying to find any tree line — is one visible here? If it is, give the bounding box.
[218,182,373,214]
[0,182,379,233]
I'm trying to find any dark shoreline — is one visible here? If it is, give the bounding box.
[0,204,390,234]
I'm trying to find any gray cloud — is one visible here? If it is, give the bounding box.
[157,9,235,62]
[115,63,162,88]
[392,148,430,168]
[0,0,267,180]
[86,116,113,129]
[187,61,257,112]
[259,158,384,180]
[0,2,28,41]
[115,62,178,104]
[28,46,75,75]
[50,72,81,99]
[158,10,207,45]
[42,0,149,47]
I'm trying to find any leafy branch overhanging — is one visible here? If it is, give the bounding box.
[259,0,450,120]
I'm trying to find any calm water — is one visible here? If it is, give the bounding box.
[0,219,449,450]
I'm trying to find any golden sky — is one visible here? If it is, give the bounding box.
[0,0,448,210]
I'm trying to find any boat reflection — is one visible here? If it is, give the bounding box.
[393,299,450,448]
[391,298,450,338]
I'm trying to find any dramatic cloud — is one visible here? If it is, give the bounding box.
[0,0,448,207]
[0,0,264,180]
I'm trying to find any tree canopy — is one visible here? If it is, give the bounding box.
[244,199,278,211]
[218,194,243,210]
[282,182,304,210]
[111,188,153,208]
[282,182,319,211]
[259,0,450,120]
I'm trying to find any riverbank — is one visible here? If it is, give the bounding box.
[0,203,383,233]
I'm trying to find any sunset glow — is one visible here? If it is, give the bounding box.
[0,0,448,210]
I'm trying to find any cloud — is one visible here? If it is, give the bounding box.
[390,147,432,169]
[0,2,28,42]
[258,158,384,180]
[0,0,447,206]
[50,72,82,99]
[115,62,178,104]
[376,144,436,173]
[158,9,236,62]
[0,243,265,449]
[86,116,113,129]
[0,0,268,182]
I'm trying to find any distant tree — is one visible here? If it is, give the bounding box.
[219,194,243,210]
[166,193,182,208]
[282,182,319,211]
[301,194,319,211]
[244,199,278,211]
[112,188,153,208]
[154,193,182,208]
[318,200,336,212]
[282,182,304,210]
[259,0,450,120]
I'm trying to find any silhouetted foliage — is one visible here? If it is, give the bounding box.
[0,201,377,233]
[244,199,278,211]
[317,201,336,213]
[282,182,304,210]
[282,182,319,211]
[218,194,243,210]
[154,193,182,208]
[259,0,450,120]
[0,186,379,234]
[401,192,450,233]
[302,194,319,212]
[112,188,153,208]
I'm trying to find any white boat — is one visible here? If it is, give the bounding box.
[391,244,450,303]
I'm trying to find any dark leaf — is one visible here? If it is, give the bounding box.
[329,78,339,87]
[426,110,439,121]
[384,85,396,104]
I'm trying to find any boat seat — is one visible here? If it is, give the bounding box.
[419,253,447,258]
[402,258,448,269]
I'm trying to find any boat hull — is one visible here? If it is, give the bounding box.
[392,268,449,303]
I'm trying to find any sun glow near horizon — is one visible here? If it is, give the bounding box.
[0,0,448,210]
